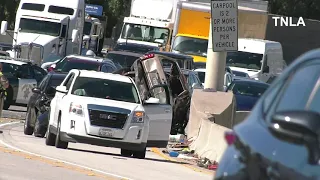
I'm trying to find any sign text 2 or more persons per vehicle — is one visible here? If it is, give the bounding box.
[211,0,238,52]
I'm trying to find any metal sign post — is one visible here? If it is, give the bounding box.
[204,0,238,91]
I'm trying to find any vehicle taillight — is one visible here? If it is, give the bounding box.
[224,131,237,145]
[140,53,155,60]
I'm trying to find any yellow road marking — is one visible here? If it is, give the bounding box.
[0,146,124,180]
[150,148,214,175]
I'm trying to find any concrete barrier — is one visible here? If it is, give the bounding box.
[187,89,236,162]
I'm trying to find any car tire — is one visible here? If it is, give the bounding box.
[24,108,34,135]
[3,85,13,110]
[45,127,56,146]
[55,115,68,149]
[121,149,133,157]
[132,148,146,159]
[34,120,45,138]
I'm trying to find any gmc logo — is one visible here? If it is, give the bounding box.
[99,114,117,120]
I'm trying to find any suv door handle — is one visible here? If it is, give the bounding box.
[165,109,171,113]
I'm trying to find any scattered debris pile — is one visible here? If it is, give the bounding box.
[164,134,219,171]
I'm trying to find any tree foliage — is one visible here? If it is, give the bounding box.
[269,0,320,20]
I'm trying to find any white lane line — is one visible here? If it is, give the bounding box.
[0,122,135,180]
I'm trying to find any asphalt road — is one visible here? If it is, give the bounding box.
[0,121,213,180]
[2,105,27,120]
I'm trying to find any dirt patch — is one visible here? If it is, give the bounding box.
[0,118,23,124]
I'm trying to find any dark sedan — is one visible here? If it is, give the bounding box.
[105,51,142,68]
[48,55,118,73]
[226,79,269,111]
[24,72,67,137]
[215,49,320,180]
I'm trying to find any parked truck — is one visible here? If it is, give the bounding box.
[83,4,106,55]
[0,0,85,65]
[170,1,269,63]
[117,0,186,51]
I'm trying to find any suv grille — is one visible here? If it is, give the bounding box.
[88,109,128,129]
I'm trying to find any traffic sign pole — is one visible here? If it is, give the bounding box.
[204,0,238,91]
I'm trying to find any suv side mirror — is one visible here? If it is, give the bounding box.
[71,29,79,43]
[269,110,320,165]
[56,86,68,94]
[83,35,90,41]
[1,21,8,35]
[263,65,269,73]
[32,87,41,94]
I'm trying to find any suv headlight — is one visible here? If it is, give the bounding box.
[131,111,144,123]
[69,102,84,116]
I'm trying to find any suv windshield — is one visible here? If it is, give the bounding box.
[106,53,139,68]
[19,18,61,36]
[55,58,100,72]
[84,22,92,35]
[226,51,263,70]
[71,77,140,103]
[121,23,169,45]
[172,36,208,57]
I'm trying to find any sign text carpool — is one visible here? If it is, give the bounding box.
[211,0,238,52]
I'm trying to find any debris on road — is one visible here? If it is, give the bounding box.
[164,134,219,171]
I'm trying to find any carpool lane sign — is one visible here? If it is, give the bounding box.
[211,0,238,52]
[85,4,103,17]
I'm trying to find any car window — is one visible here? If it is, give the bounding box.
[64,73,75,90]
[307,84,320,113]
[71,77,140,104]
[38,75,49,91]
[197,71,205,83]
[48,76,66,88]
[33,66,47,82]
[55,58,100,72]
[186,74,193,86]
[101,64,115,73]
[2,63,19,75]
[19,64,32,78]
[275,65,320,112]
[263,82,283,113]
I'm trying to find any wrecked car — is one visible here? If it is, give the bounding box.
[113,53,191,135]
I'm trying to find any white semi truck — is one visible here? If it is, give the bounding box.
[0,0,85,65]
[117,0,186,51]
[83,4,106,55]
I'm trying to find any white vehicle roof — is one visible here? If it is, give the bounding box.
[74,70,133,84]
[66,55,104,62]
[238,38,282,54]
[0,59,27,66]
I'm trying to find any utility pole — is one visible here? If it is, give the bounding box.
[204,0,238,91]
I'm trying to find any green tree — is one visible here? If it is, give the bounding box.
[269,0,320,20]
[0,0,19,29]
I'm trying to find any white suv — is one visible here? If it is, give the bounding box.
[45,69,172,159]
